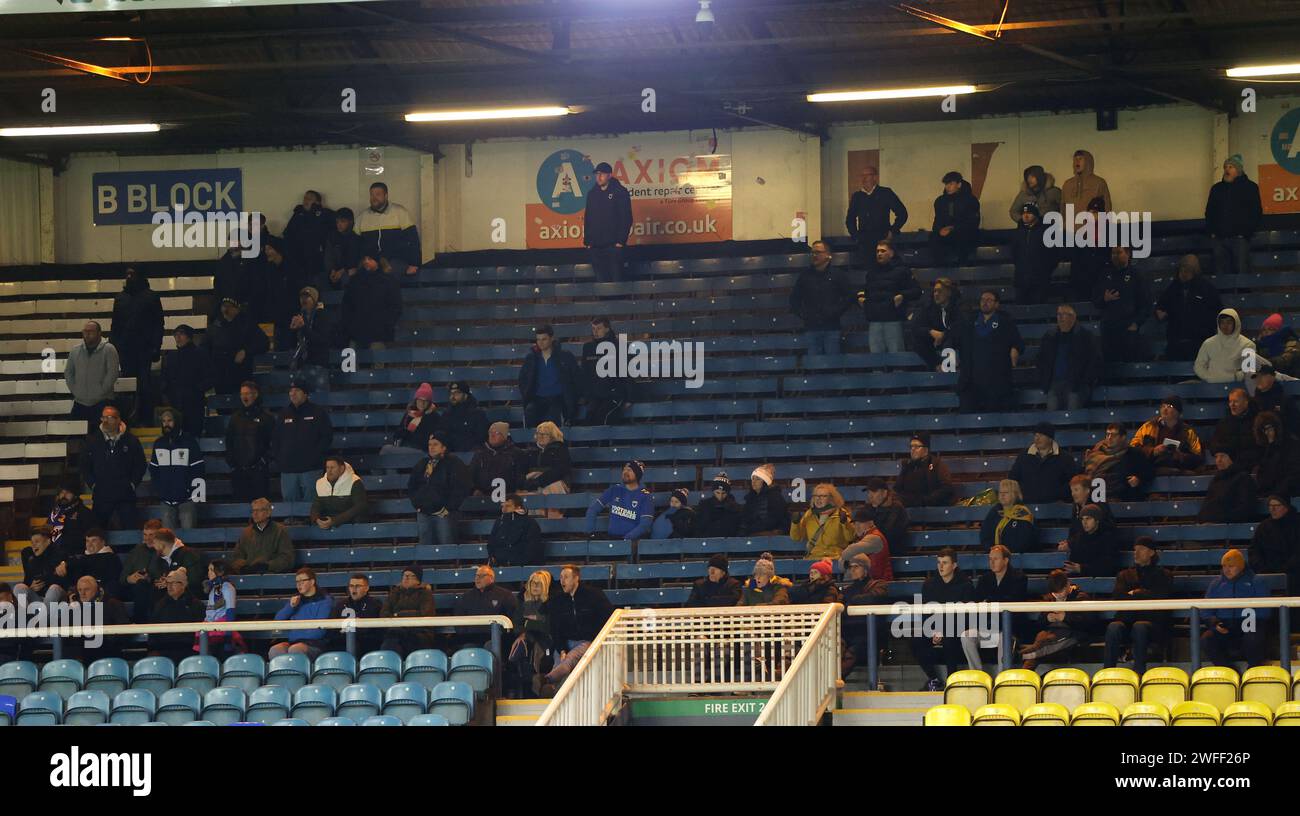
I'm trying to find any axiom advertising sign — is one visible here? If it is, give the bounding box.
[1259,106,1300,214]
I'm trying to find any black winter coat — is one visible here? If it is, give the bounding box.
[284,204,335,278]
[225,399,274,470]
[1209,408,1261,471]
[205,312,268,394]
[1068,524,1120,577]
[324,228,362,283]
[289,305,338,369]
[956,311,1024,394]
[110,277,163,363]
[393,406,438,452]
[895,455,955,507]
[342,266,403,345]
[440,396,490,453]
[521,442,572,489]
[1156,276,1223,361]
[1197,465,1258,523]
[1205,175,1263,238]
[1011,220,1059,287]
[272,399,333,474]
[581,337,630,404]
[1008,445,1080,504]
[685,575,742,608]
[470,440,525,494]
[789,264,854,331]
[80,431,146,506]
[214,249,268,311]
[1113,562,1175,632]
[741,485,789,535]
[1256,436,1300,498]
[974,568,1029,603]
[408,455,471,516]
[161,342,212,414]
[582,178,633,247]
[695,495,742,537]
[859,258,921,324]
[545,582,614,645]
[979,505,1038,554]
[1248,511,1300,583]
[932,181,981,241]
[487,512,544,567]
[846,186,907,246]
[1036,326,1101,393]
[1092,263,1152,328]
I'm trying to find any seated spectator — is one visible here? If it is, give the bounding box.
[149,408,205,531]
[487,494,544,567]
[791,483,853,559]
[911,277,966,371]
[695,472,743,538]
[1155,255,1222,362]
[16,528,67,607]
[929,171,980,267]
[453,565,520,622]
[863,476,909,555]
[80,404,147,530]
[1210,388,1261,470]
[1202,549,1271,667]
[1195,308,1255,383]
[840,506,894,581]
[839,553,891,677]
[1084,424,1154,501]
[232,498,295,574]
[651,489,696,539]
[979,479,1037,554]
[409,433,471,548]
[382,382,438,455]
[1254,314,1300,378]
[738,556,791,607]
[273,380,334,506]
[150,528,204,597]
[911,547,975,691]
[1061,474,1117,554]
[741,464,789,536]
[63,528,122,599]
[538,565,614,694]
[1250,363,1300,432]
[470,422,525,496]
[1060,503,1119,576]
[64,575,130,663]
[269,567,336,659]
[519,325,580,428]
[1009,164,1062,224]
[199,560,245,657]
[1011,203,1058,304]
[226,381,274,503]
[856,239,920,354]
[1019,569,1093,670]
[520,422,572,509]
[336,573,385,655]
[310,456,369,531]
[147,569,204,663]
[120,519,162,618]
[1197,448,1257,523]
[790,240,853,356]
[1093,245,1151,363]
[584,460,654,541]
[579,317,632,425]
[47,477,89,556]
[788,560,842,605]
[964,545,1030,672]
[1130,395,1205,473]
[1105,537,1173,675]
[1008,423,1079,504]
[1255,413,1300,499]
[206,299,268,396]
[324,207,361,289]
[160,325,212,437]
[956,290,1024,413]
[341,254,402,359]
[1205,154,1262,276]
[1036,304,1100,410]
[440,381,490,454]
[1249,494,1300,595]
[895,432,956,508]
[508,571,554,699]
[685,554,742,608]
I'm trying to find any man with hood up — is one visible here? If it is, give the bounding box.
[1060,149,1112,215]
[110,266,163,423]
[1205,154,1263,276]
[1194,308,1256,383]
[1155,255,1223,361]
[930,171,981,266]
[583,161,634,282]
[1008,164,1062,224]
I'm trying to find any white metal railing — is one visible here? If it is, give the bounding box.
[0,614,513,639]
[754,603,842,726]
[533,608,628,726]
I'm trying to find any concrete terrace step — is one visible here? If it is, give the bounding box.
[840,691,943,710]
[496,699,550,718]
[832,706,931,726]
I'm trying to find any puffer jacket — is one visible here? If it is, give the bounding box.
[789,263,854,331]
[1008,166,1062,223]
[1194,308,1256,383]
[309,462,369,526]
[225,397,274,470]
[791,506,855,559]
[1206,171,1263,238]
[859,257,922,323]
[931,179,981,241]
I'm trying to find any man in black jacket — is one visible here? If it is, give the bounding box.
[1104,536,1174,673]
[845,166,907,258]
[519,326,581,428]
[161,325,212,437]
[110,266,164,424]
[287,286,337,392]
[283,190,335,287]
[1037,304,1101,411]
[487,495,543,567]
[1011,203,1059,304]
[957,290,1025,413]
[272,381,333,505]
[454,565,520,619]
[583,161,634,282]
[1155,255,1222,361]
[64,529,123,600]
[1008,423,1079,504]
[540,564,614,693]
[966,544,1030,670]
[1205,155,1263,276]
[470,423,525,496]
[226,381,274,502]
[1093,246,1152,363]
[864,477,909,555]
[579,317,631,425]
[441,381,490,453]
[1250,495,1300,596]
[335,573,384,654]
[857,239,921,354]
[685,554,742,608]
[410,433,471,547]
[911,548,974,691]
[790,240,854,356]
[341,255,403,359]
[912,277,965,371]
[1208,388,1261,471]
[47,477,89,556]
[930,171,981,267]
[325,208,362,289]
[206,299,268,395]
[80,405,147,530]
[1197,448,1258,523]
[146,569,204,663]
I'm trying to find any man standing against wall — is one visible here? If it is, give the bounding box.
[845,166,907,260]
[582,162,633,282]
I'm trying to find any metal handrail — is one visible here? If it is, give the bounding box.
[0,615,514,637]
[534,608,627,726]
[754,603,842,726]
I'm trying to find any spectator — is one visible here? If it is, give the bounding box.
[64,575,130,663]
[1255,314,1300,378]
[912,277,965,371]
[1205,154,1263,276]
[1060,149,1112,215]
[214,241,266,315]
[791,483,854,559]
[845,165,907,257]
[839,553,891,677]
[1037,304,1101,410]
[929,171,981,267]
[1019,569,1094,670]
[1196,448,1257,523]
[231,498,295,574]
[1209,388,1260,470]
[61,527,121,600]
[979,479,1037,554]
[695,472,743,538]
[1249,494,1300,596]
[47,476,89,556]
[1061,474,1118,560]
[120,520,162,617]
[790,240,853,356]
[17,528,67,607]
[199,560,245,657]
[384,382,438,455]
[454,565,520,623]
[160,325,211,436]
[895,431,956,508]
[287,286,337,389]
[1201,549,1270,667]
[685,554,742,608]
[1105,537,1173,675]
[585,460,654,541]
[539,564,615,693]
[1154,255,1222,362]
[283,190,334,287]
[487,494,544,567]
[788,560,842,604]
[840,505,894,580]
[520,324,582,428]
[1195,308,1255,383]
[147,569,204,663]
[336,573,383,655]
[579,317,631,425]
[1068,195,1111,302]
[206,299,267,395]
[441,381,490,454]
[1250,363,1300,432]
[911,547,974,691]
[273,380,333,505]
[508,571,554,699]
[741,464,789,536]
[1084,424,1154,501]
[265,240,308,344]
[582,162,633,282]
[470,422,525,496]
[520,422,572,514]
[110,266,164,423]
[1009,423,1080,504]
[956,290,1024,412]
[341,254,403,360]
[80,405,147,530]
[964,545,1030,672]
[864,476,909,555]
[738,556,792,606]
[1255,412,1300,498]
[324,207,361,289]
[1061,503,1119,576]
[1130,395,1204,473]
[857,239,921,354]
[149,408,205,531]
[269,567,336,660]
[1008,164,1062,224]
[1093,245,1151,363]
[651,489,696,539]
[310,456,368,530]
[149,528,204,597]
[409,433,471,547]
[356,181,421,276]
[1011,203,1058,304]
[225,381,274,502]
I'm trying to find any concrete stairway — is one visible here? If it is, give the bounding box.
[495,698,549,726]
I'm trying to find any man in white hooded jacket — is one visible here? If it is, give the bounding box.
[1194,308,1256,383]
[310,456,369,530]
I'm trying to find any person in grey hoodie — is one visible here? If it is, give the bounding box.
[1008,165,1062,224]
[64,320,120,423]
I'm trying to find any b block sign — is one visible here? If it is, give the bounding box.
[93,168,243,226]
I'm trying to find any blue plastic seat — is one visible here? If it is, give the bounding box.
[402,649,448,691]
[38,659,85,701]
[0,693,16,725]
[64,690,111,726]
[175,656,221,695]
[381,682,428,724]
[130,656,176,696]
[316,716,356,726]
[406,713,451,726]
[246,685,293,725]
[359,650,402,692]
[220,654,266,695]
[0,661,38,699]
[361,715,403,726]
[271,718,310,726]
[428,681,474,726]
[266,653,311,694]
[18,691,63,726]
[85,658,131,697]
[201,686,247,727]
[156,687,202,726]
[336,683,383,722]
[448,648,494,693]
[109,689,157,725]
[290,684,337,726]
[311,652,357,691]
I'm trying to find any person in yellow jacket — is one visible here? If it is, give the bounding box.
[791,483,855,559]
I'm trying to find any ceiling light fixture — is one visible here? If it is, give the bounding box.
[405,106,572,123]
[1226,63,1300,78]
[0,123,161,137]
[807,85,977,103]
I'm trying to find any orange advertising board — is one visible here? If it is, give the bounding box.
[1257,163,1300,214]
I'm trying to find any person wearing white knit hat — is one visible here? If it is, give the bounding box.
[742,463,789,535]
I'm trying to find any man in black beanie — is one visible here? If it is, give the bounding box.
[685,553,741,607]
[1104,536,1173,674]
[1008,422,1079,504]
[930,171,981,267]
[379,564,437,656]
[582,161,633,282]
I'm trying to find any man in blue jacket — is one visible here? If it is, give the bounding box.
[585,460,654,541]
[582,161,633,282]
[270,567,336,660]
[1202,548,1272,667]
[519,325,580,427]
[149,408,205,531]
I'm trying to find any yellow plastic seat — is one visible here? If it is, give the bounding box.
[1121,701,1170,726]
[971,703,1020,726]
[1222,701,1272,726]
[1091,668,1140,710]
[992,669,1041,713]
[1140,667,1189,710]
[1041,668,1089,713]
[1020,702,1070,726]
[924,704,972,726]
[1274,701,1300,726]
[1190,666,1239,712]
[1070,701,1121,726]
[1240,666,1290,712]
[943,670,992,713]
[1171,700,1221,726]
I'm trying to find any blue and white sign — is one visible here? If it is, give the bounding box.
[92,168,243,226]
[535,149,596,215]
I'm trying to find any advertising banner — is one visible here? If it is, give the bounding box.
[92,168,243,226]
